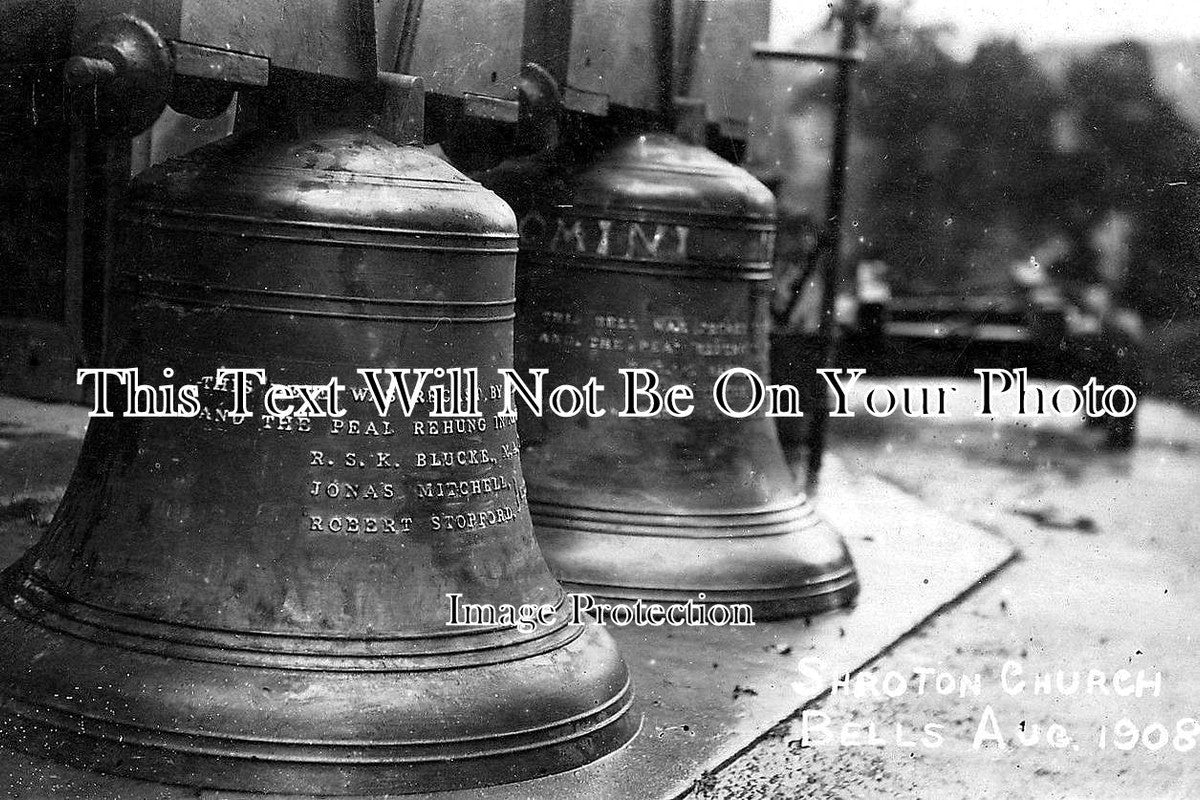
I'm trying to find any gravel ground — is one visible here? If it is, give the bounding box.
[696,380,1200,800]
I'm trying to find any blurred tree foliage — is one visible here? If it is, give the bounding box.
[798,7,1200,320]
[1063,41,1200,319]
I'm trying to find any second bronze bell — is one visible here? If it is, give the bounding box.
[492,133,860,621]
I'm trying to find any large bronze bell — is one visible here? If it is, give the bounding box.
[0,126,636,794]
[508,133,859,620]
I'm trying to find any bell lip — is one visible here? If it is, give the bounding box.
[531,513,860,619]
[562,578,861,622]
[0,612,640,795]
[1,567,587,671]
[565,570,861,599]
[530,494,821,537]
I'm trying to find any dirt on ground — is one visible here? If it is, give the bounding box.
[696,381,1200,800]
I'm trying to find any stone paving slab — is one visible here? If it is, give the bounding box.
[699,385,1200,799]
[0,396,88,519]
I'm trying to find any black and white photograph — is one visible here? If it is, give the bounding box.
[0,1,1196,797]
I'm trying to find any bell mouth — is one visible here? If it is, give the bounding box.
[561,575,860,622]
[1,568,586,671]
[0,605,639,795]
[531,502,860,621]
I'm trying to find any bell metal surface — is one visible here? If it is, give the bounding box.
[510,133,859,620]
[0,127,636,794]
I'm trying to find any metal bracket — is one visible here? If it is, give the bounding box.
[562,85,608,117]
[64,14,172,136]
[462,92,518,124]
[374,72,425,145]
[673,97,707,146]
[170,41,270,87]
[752,45,865,65]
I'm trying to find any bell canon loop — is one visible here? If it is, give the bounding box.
[507,133,861,620]
[0,126,637,794]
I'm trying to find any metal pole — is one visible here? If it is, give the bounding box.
[677,0,711,100]
[805,0,860,492]
[658,0,677,120]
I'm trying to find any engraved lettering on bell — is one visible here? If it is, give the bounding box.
[521,213,694,261]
